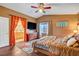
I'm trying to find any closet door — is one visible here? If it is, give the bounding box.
[0,17,9,47]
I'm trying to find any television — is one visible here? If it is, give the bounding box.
[27,22,37,30]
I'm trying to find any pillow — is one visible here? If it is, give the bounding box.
[67,37,77,47]
[75,34,79,41]
[63,33,74,43]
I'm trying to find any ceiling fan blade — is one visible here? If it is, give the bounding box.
[44,7,51,9]
[35,10,38,13]
[31,6,38,8]
[43,11,46,13]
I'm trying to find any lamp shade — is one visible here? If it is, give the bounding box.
[73,30,77,33]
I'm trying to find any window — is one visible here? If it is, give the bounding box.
[39,22,48,37]
[0,16,9,47]
[15,19,24,32]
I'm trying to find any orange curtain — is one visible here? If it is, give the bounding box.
[20,17,27,42]
[10,15,19,47]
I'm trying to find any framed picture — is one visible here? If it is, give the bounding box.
[56,21,69,28]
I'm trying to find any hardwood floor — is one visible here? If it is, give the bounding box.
[0,45,46,56]
[0,46,28,56]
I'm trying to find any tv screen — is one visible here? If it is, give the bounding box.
[28,22,36,30]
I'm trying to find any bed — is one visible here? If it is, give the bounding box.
[32,35,79,56]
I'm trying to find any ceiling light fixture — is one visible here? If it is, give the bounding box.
[31,3,51,13]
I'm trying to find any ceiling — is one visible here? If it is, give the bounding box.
[0,3,79,18]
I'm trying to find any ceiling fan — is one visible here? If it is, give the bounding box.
[31,3,51,13]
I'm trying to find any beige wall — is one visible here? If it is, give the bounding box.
[37,15,78,38]
[0,6,36,23]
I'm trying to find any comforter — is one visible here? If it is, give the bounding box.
[33,37,79,56]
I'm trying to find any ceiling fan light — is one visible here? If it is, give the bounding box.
[39,9,43,13]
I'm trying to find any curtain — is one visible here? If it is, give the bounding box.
[20,17,27,42]
[10,15,19,47]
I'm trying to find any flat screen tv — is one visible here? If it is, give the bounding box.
[27,22,36,30]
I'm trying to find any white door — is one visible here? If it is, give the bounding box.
[0,17,9,47]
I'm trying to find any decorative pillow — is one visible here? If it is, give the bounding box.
[75,34,79,41]
[67,37,77,47]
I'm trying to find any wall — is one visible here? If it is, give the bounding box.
[37,15,78,38]
[51,15,78,38]
[0,6,36,23]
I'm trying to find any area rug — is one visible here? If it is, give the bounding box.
[16,40,37,54]
[22,43,33,53]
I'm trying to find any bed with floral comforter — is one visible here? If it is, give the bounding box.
[32,35,79,56]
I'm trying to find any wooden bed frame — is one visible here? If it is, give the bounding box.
[32,42,59,56]
[33,47,58,56]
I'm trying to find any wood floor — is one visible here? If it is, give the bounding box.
[0,45,47,56]
[0,46,28,56]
